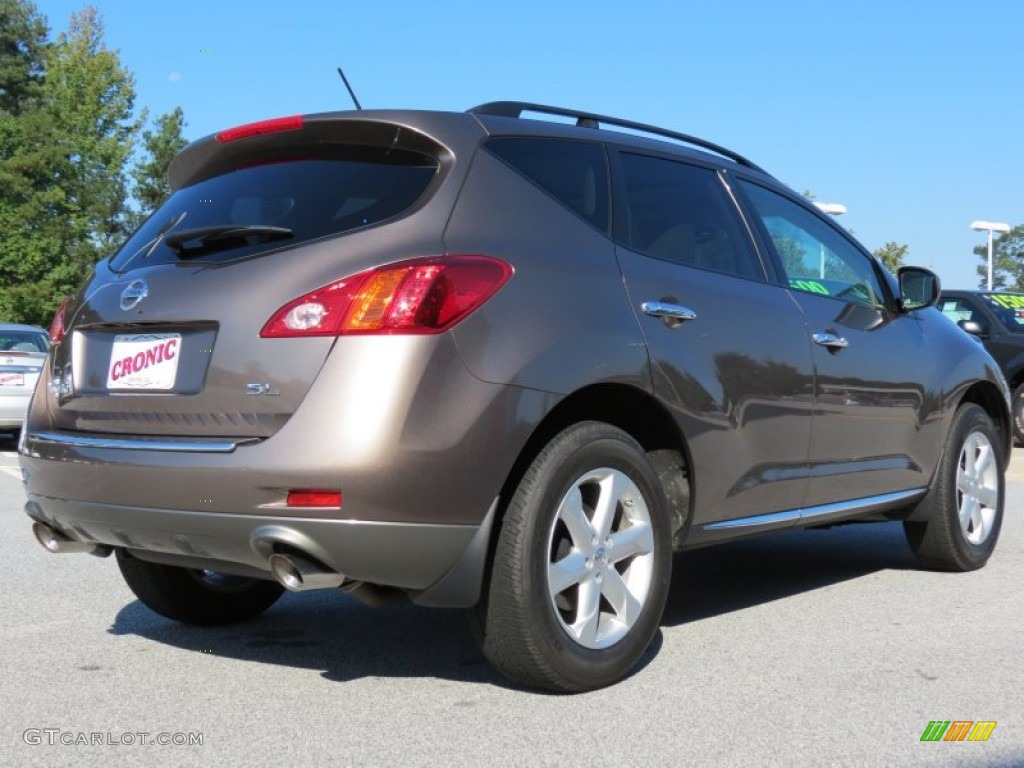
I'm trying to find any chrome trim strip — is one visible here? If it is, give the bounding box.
[27,430,256,454]
[702,488,926,531]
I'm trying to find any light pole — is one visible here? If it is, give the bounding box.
[971,220,1011,290]
[813,202,847,278]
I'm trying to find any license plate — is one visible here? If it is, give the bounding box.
[106,333,181,390]
[0,372,24,387]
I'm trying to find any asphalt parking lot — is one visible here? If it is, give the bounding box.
[1,433,1021,767]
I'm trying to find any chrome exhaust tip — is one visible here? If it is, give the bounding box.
[268,553,345,591]
[32,521,111,557]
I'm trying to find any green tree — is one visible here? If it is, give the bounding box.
[975,224,1024,290]
[0,2,55,322]
[130,106,187,223]
[873,241,908,273]
[0,0,48,114]
[45,6,141,256]
[0,4,143,325]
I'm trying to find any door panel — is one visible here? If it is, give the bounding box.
[611,155,816,530]
[736,179,938,505]
[788,291,937,505]
[617,249,815,526]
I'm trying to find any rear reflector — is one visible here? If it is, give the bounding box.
[261,255,512,337]
[286,490,342,508]
[216,115,304,143]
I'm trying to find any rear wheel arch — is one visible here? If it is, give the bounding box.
[474,385,692,613]
[498,384,692,542]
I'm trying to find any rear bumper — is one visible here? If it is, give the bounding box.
[19,325,563,606]
[19,333,555,606]
[0,392,31,427]
[23,494,496,606]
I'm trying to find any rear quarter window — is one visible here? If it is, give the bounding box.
[485,138,609,231]
[110,147,438,272]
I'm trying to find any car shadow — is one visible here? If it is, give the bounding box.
[108,521,916,689]
[109,590,509,687]
[662,520,918,625]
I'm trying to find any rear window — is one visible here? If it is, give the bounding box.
[485,138,609,231]
[0,330,48,352]
[110,147,438,272]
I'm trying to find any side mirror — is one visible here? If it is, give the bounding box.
[898,266,940,311]
[958,319,989,338]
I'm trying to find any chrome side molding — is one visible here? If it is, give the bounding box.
[702,488,927,532]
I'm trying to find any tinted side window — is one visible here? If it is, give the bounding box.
[110,147,438,272]
[618,153,761,280]
[980,293,1024,331]
[740,181,886,308]
[938,296,981,326]
[486,138,609,230]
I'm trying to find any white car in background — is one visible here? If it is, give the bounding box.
[0,324,49,436]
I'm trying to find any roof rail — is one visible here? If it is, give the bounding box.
[468,101,763,172]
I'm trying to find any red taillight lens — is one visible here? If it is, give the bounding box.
[286,490,342,508]
[215,115,304,143]
[48,293,73,344]
[260,256,512,338]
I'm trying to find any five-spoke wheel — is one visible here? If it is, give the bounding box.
[547,468,655,649]
[476,422,673,692]
[905,403,1005,571]
[955,429,999,546]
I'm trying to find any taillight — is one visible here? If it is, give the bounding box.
[215,115,304,143]
[260,256,512,338]
[49,293,73,344]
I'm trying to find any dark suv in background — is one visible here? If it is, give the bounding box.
[20,102,1009,692]
[939,289,1024,444]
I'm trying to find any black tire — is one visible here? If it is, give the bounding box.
[1012,383,1024,447]
[116,550,285,625]
[478,421,672,692]
[903,403,1004,571]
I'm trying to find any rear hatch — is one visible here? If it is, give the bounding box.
[1,329,48,408]
[47,111,476,438]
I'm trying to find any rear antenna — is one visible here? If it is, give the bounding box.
[336,66,363,110]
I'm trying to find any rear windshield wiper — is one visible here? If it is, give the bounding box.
[164,225,293,257]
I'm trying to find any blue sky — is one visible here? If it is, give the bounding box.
[38,0,1023,289]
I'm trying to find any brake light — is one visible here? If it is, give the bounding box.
[287,490,342,508]
[260,256,512,338]
[215,115,304,143]
[49,293,73,344]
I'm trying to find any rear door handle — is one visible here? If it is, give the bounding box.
[641,301,697,323]
[812,331,849,349]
